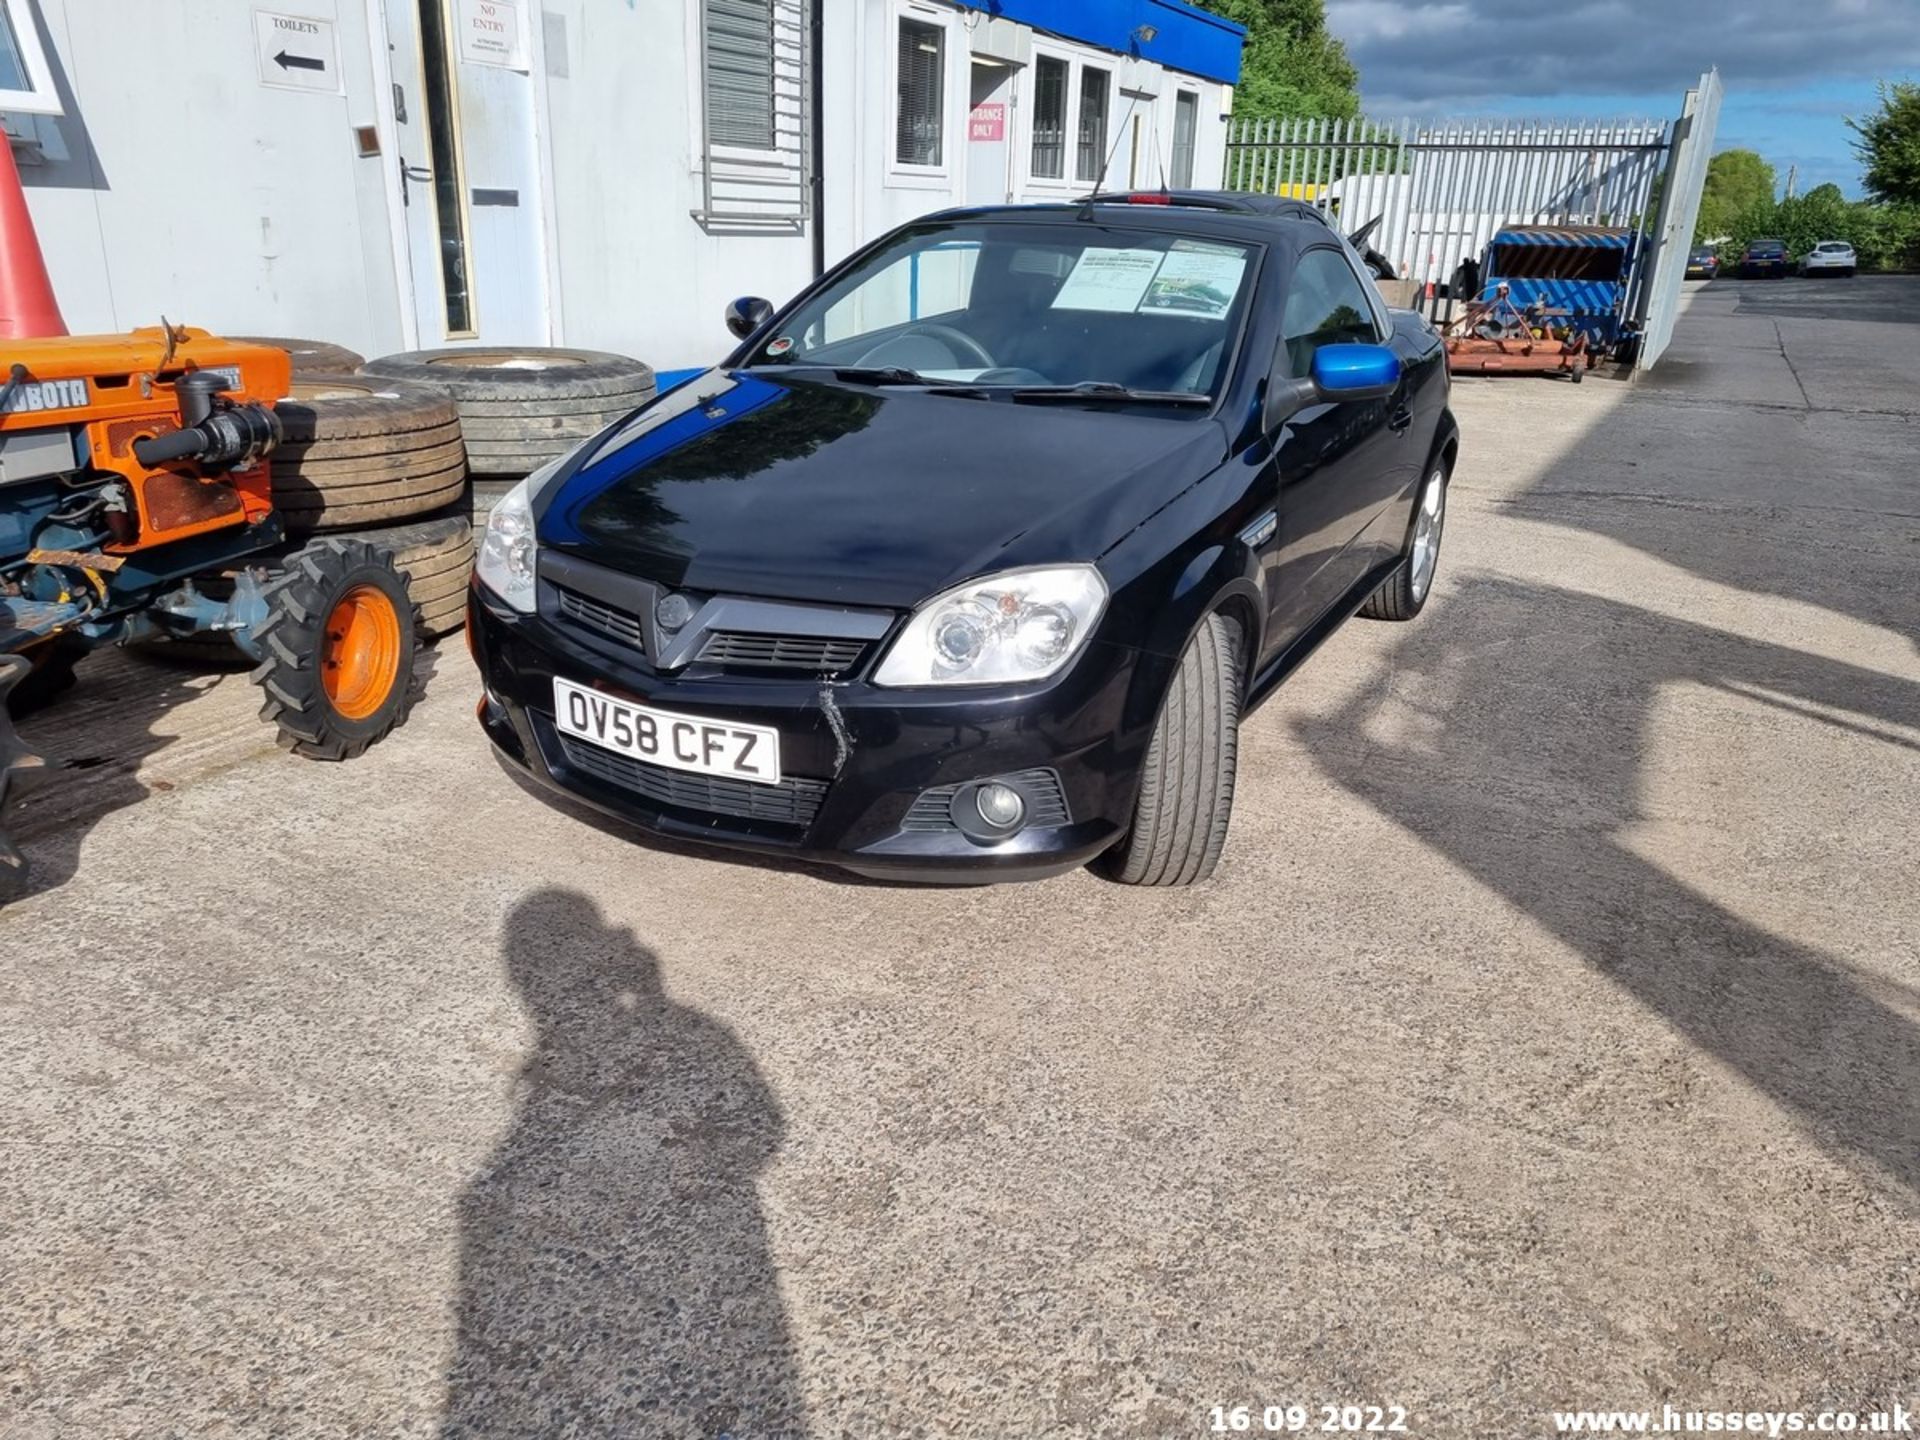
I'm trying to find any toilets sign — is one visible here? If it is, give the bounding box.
[254,11,342,94]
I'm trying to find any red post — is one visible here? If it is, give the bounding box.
[0,135,67,338]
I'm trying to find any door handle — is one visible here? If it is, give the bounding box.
[1388,405,1413,433]
[399,159,432,207]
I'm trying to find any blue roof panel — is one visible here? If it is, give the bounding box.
[955,0,1246,84]
[1492,227,1636,249]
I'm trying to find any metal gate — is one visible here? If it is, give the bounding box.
[1221,74,1719,370]
[1635,70,1723,367]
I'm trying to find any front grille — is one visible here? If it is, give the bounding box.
[902,768,1072,832]
[557,733,828,828]
[698,631,868,674]
[556,586,645,651]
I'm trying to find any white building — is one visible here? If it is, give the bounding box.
[2,0,1242,369]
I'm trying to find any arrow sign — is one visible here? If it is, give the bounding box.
[255,12,341,94]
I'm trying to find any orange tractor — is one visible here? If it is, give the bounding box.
[0,324,417,867]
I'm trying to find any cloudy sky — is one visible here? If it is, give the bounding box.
[1321,0,1920,194]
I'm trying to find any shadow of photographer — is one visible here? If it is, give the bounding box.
[440,888,803,1438]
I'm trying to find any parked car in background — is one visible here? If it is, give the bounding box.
[1684,245,1720,279]
[1800,240,1857,277]
[1738,239,1790,278]
[470,196,1459,887]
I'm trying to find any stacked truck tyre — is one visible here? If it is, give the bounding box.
[145,339,655,662]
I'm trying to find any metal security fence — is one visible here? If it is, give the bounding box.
[1225,115,1669,286]
[1222,111,1695,365]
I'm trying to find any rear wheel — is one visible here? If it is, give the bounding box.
[1099,611,1241,887]
[251,538,418,759]
[4,636,85,716]
[1359,461,1449,621]
[0,654,42,870]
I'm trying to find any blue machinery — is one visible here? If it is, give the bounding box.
[1477,225,1641,350]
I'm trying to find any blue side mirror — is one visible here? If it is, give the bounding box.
[1264,342,1402,431]
[1310,343,1401,400]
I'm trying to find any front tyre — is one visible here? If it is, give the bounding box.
[1359,462,1449,622]
[1100,612,1241,887]
[251,538,419,760]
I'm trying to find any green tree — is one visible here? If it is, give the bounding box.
[1695,149,1776,240]
[1847,81,1920,205]
[1208,0,1360,122]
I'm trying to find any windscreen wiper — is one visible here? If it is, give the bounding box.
[775,363,936,386]
[776,363,988,397]
[1007,381,1210,406]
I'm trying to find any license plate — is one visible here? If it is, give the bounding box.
[552,677,781,785]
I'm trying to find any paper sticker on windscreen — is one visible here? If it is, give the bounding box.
[1139,245,1248,320]
[1050,249,1168,312]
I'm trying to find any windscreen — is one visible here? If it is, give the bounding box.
[745,221,1261,399]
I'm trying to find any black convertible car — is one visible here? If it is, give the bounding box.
[470,195,1459,885]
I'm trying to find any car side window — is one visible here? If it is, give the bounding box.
[1280,247,1384,378]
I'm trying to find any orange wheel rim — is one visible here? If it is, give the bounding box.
[322,585,402,721]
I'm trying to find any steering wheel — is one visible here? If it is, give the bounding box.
[868,321,996,369]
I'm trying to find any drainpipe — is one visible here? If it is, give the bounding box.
[810,0,826,278]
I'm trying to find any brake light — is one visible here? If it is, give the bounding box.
[1125,193,1173,204]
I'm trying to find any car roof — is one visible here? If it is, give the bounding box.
[926,191,1338,245]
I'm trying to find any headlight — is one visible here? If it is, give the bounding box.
[475,459,561,613]
[872,565,1108,687]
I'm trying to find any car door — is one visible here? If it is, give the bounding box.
[1260,246,1403,657]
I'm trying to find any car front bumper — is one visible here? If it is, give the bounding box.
[468,581,1153,882]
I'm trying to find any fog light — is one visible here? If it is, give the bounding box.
[949,780,1030,845]
[977,782,1025,829]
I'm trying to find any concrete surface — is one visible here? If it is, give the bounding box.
[3,279,1917,1438]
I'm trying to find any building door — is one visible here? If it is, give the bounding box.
[965,60,1013,206]
[385,0,548,346]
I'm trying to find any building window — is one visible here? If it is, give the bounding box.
[895,17,944,167]
[1031,55,1068,180]
[0,0,60,115]
[1076,66,1110,183]
[705,0,776,150]
[1171,90,1198,188]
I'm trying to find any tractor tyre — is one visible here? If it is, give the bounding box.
[251,538,419,760]
[0,654,43,871]
[333,513,475,638]
[234,336,368,375]
[269,376,467,537]
[4,636,86,716]
[359,347,655,475]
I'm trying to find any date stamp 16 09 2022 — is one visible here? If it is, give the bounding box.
[1209,1403,1412,1434]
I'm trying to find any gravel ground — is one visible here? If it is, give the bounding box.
[2,279,1916,1438]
